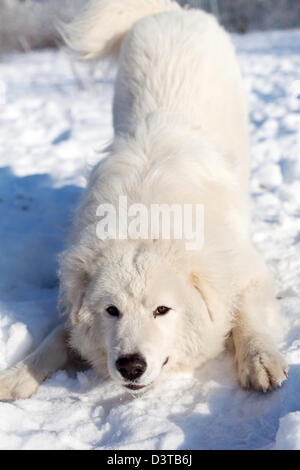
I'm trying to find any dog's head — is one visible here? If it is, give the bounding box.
[63,241,217,392]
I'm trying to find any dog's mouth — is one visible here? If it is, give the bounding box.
[124,383,147,391]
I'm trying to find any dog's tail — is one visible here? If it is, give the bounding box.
[61,0,180,61]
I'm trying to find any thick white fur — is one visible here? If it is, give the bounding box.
[0,0,287,400]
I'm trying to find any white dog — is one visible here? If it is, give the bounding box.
[0,0,287,400]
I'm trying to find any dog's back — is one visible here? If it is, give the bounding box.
[63,0,250,186]
[115,10,250,185]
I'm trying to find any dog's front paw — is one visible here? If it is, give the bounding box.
[237,342,288,392]
[0,364,39,401]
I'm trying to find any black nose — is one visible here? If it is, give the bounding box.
[116,353,147,381]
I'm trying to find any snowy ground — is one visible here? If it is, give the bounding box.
[0,29,300,450]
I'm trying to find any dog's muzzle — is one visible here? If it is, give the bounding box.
[116,353,147,382]
[116,355,170,391]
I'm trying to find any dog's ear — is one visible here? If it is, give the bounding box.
[59,270,90,324]
[190,272,215,322]
[68,276,89,324]
[58,246,94,322]
[190,271,229,323]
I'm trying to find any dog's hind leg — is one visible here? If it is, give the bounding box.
[0,323,71,401]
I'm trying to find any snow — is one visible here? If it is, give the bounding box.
[0,29,300,450]
[274,412,300,449]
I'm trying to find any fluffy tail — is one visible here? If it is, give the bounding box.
[61,0,180,60]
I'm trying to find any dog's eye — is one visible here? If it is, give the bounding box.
[106,305,120,317]
[154,306,170,317]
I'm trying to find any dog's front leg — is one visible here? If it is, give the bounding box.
[232,273,288,392]
[0,323,70,401]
